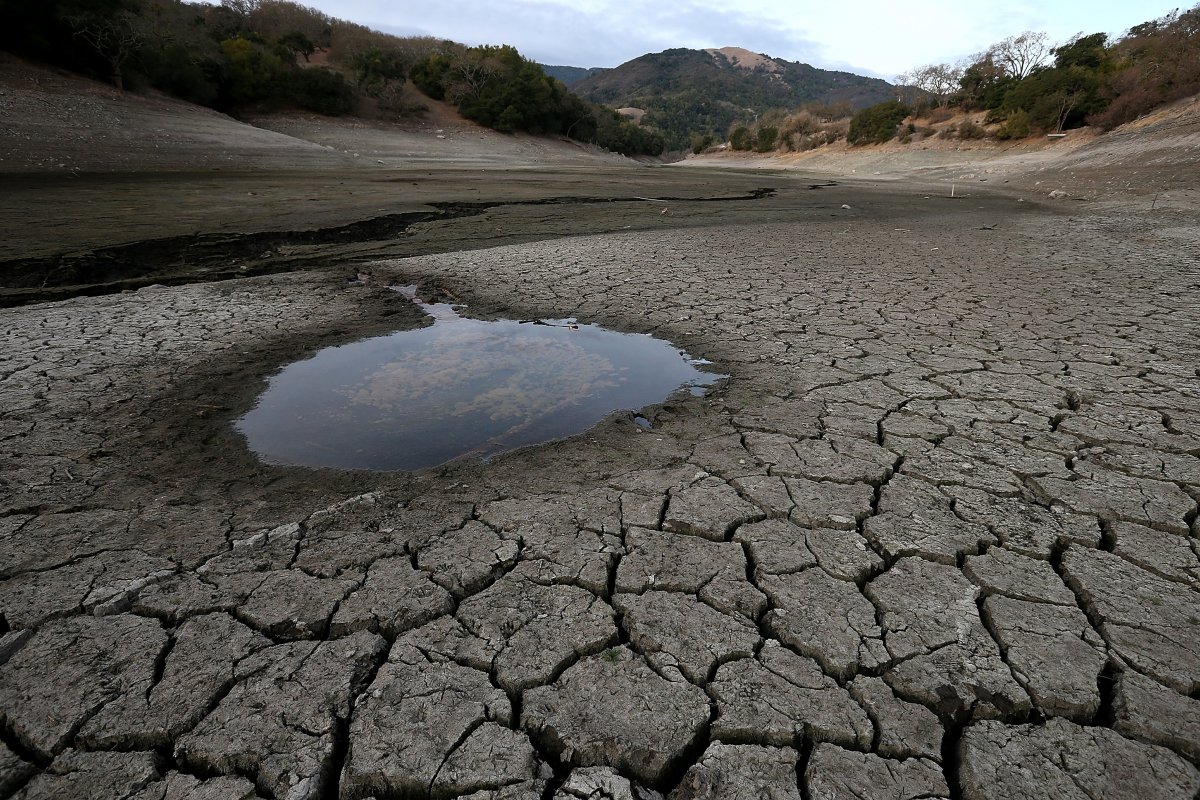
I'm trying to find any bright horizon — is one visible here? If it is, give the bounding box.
[287,0,1189,79]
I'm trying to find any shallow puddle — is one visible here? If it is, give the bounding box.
[236,292,723,470]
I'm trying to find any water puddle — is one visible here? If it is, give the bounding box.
[235,289,723,471]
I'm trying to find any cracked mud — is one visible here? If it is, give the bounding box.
[2,176,1199,800]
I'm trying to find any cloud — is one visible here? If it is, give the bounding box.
[315,0,1186,78]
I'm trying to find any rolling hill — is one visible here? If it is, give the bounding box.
[571,47,896,149]
[540,65,610,86]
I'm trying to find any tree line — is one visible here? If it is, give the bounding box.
[0,0,663,155]
[890,6,1199,139]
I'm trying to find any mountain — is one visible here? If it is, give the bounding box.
[540,65,610,86]
[571,47,896,149]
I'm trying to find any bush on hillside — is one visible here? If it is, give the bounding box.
[847,101,910,145]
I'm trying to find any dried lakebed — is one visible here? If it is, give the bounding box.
[1,188,1199,800]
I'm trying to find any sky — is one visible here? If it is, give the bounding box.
[305,0,1188,79]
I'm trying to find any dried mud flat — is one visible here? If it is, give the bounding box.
[2,61,1200,800]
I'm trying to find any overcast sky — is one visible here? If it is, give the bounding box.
[305,0,1186,79]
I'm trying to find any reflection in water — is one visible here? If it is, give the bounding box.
[236,295,724,471]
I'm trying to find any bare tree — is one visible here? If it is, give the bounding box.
[899,63,963,107]
[61,10,147,90]
[445,53,500,104]
[987,31,1052,79]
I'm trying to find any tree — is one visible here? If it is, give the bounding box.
[987,31,1052,79]
[277,30,315,61]
[898,63,963,107]
[60,2,149,89]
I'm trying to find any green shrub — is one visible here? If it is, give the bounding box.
[691,133,715,154]
[847,101,910,145]
[995,109,1032,139]
[755,126,778,152]
[729,126,752,150]
[286,67,354,115]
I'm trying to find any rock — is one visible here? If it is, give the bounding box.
[663,476,763,540]
[963,548,1076,605]
[709,644,872,748]
[1048,189,1068,199]
[236,569,359,639]
[614,591,759,683]
[959,717,1200,799]
[340,649,511,799]
[177,630,385,800]
[615,527,765,621]
[867,558,1030,719]
[416,520,519,598]
[11,750,159,800]
[522,648,710,786]
[981,596,1105,720]
[804,744,947,799]
[78,612,271,748]
[1062,546,1200,693]
[668,743,800,800]
[1113,668,1200,761]
[553,766,663,800]
[760,569,886,679]
[330,556,454,637]
[0,615,166,757]
[847,676,943,761]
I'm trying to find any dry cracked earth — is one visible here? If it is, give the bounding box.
[1,186,1199,800]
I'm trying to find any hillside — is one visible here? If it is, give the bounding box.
[540,64,609,86]
[571,47,895,149]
